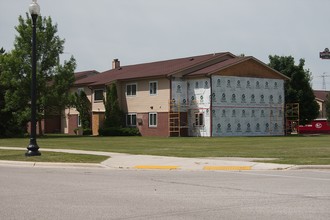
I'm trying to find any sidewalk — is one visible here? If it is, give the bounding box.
[1,147,328,171]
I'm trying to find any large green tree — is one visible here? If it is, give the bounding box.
[0,14,76,136]
[0,49,21,136]
[74,90,91,131]
[268,55,319,124]
[325,93,330,121]
[103,83,124,128]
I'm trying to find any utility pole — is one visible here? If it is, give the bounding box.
[320,72,330,90]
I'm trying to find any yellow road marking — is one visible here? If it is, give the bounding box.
[134,165,179,170]
[203,166,252,171]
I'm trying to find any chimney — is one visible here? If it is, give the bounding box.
[112,59,120,69]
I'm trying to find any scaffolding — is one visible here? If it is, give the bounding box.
[285,103,299,135]
[168,99,180,136]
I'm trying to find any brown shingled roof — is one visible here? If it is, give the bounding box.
[188,57,249,76]
[74,52,288,87]
[314,90,330,102]
[74,70,99,80]
[75,53,231,86]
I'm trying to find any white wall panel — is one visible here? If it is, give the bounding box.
[187,78,211,137]
[171,75,285,137]
[212,76,284,137]
[171,77,188,112]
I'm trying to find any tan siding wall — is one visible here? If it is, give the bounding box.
[120,78,170,113]
[93,101,105,112]
[316,99,326,118]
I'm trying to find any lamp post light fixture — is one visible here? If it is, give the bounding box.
[26,0,41,156]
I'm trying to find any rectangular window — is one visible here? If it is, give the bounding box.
[126,83,137,96]
[149,113,157,127]
[78,115,81,127]
[195,113,204,126]
[149,81,158,95]
[126,113,137,127]
[94,89,104,101]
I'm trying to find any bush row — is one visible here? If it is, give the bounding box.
[74,128,92,136]
[98,127,141,136]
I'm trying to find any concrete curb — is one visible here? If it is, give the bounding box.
[1,146,329,171]
[0,160,106,169]
[289,165,330,170]
[1,160,330,171]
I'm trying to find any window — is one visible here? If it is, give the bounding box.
[149,81,158,95]
[78,115,81,127]
[94,89,104,101]
[195,113,204,126]
[149,113,157,127]
[126,113,137,127]
[126,83,137,96]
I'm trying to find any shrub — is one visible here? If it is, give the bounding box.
[83,128,92,136]
[98,127,140,136]
[74,128,80,135]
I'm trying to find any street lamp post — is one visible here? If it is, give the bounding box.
[26,0,41,156]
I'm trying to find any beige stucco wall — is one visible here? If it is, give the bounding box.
[316,99,326,118]
[92,100,105,112]
[120,77,170,113]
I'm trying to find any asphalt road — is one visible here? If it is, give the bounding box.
[0,166,329,220]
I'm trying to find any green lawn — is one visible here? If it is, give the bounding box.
[0,135,330,165]
[0,149,109,163]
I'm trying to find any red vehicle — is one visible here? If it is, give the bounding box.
[298,119,330,134]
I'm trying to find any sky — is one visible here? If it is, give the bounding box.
[1,0,330,90]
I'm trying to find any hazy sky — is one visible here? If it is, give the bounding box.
[1,0,330,90]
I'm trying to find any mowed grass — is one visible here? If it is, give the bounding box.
[0,149,109,163]
[0,135,330,165]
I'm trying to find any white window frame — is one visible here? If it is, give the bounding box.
[126,113,137,127]
[195,113,204,127]
[126,83,137,97]
[78,115,81,127]
[94,89,104,102]
[149,81,158,96]
[149,112,157,127]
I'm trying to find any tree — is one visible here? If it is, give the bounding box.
[74,91,91,132]
[103,83,124,128]
[0,14,76,135]
[268,55,319,124]
[0,47,25,137]
[325,93,330,121]
[44,59,76,116]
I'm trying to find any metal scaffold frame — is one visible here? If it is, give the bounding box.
[169,99,181,137]
[285,103,300,135]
